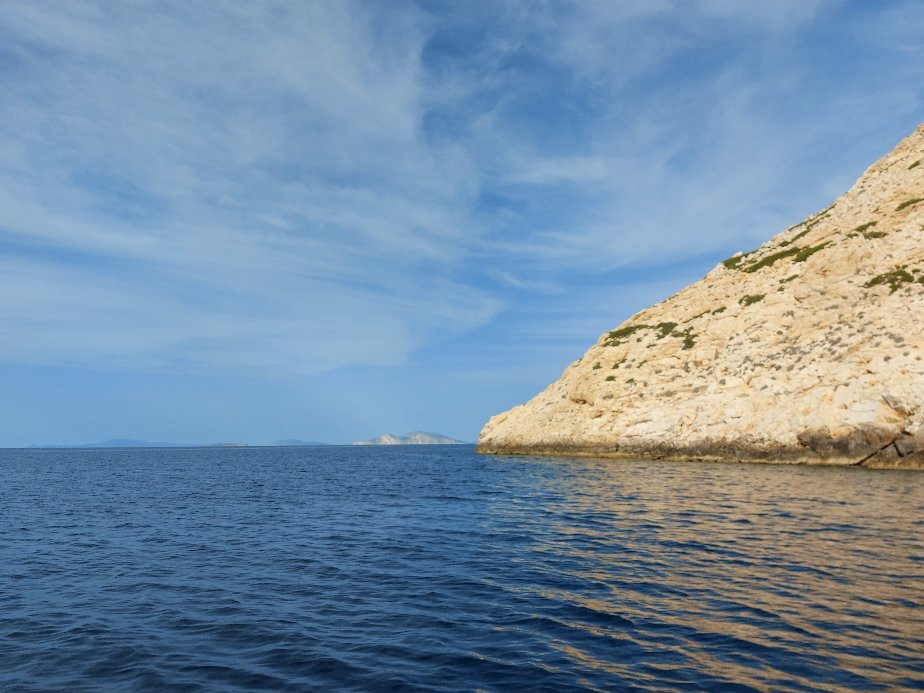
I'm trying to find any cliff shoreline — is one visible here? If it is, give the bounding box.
[477,124,924,469]
[475,435,924,469]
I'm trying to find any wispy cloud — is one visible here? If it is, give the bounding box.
[0,0,921,381]
[423,0,922,276]
[0,1,497,373]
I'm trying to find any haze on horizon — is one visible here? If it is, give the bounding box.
[1,1,922,447]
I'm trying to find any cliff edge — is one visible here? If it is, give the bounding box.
[477,125,924,468]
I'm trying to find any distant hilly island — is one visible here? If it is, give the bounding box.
[271,439,329,447]
[352,431,467,445]
[26,434,465,448]
[28,439,252,448]
[27,438,330,448]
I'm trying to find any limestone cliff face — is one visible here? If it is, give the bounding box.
[478,125,924,468]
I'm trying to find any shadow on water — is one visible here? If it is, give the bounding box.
[0,446,921,690]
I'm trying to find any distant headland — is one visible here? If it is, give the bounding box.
[352,431,467,445]
[271,439,330,447]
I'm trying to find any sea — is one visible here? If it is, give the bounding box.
[0,445,921,691]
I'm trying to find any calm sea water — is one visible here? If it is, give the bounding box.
[0,445,921,691]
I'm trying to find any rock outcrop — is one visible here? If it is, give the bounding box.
[477,125,924,468]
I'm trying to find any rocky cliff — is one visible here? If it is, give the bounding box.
[477,125,924,468]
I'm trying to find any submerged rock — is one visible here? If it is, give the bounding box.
[477,124,924,468]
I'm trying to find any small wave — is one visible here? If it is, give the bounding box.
[0,446,920,690]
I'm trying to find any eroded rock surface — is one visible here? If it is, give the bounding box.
[477,125,924,468]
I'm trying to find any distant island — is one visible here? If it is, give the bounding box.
[271,439,329,447]
[28,439,249,449]
[27,435,472,448]
[478,124,924,469]
[352,431,467,445]
[30,438,186,448]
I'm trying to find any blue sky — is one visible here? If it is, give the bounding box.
[1,0,922,446]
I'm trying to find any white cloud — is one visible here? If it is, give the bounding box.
[0,0,921,377]
[426,0,922,278]
[0,1,498,373]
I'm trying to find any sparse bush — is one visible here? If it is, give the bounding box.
[740,293,766,306]
[655,322,678,338]
[864,267,915,293]
[732,235,830,273]
[722,251,754,269]
[604,323,649,346]
[779,228,810,247]
[742,247,800,272]
[803,211,831,231]
[896,198,923,211]
[847,221,886,240]
[605,321,691,347]
[793,242,829,263]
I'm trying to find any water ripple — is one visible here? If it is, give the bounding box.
[0,446,921,690]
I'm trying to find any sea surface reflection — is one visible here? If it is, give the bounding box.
[0,445,921,690]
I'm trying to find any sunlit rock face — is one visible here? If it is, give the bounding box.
[478,125,924,468]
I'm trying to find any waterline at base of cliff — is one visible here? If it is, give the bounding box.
[475,434,924,469]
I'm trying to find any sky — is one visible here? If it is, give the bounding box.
[1,0,922,446]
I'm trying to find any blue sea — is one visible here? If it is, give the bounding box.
[1,445,921,691]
